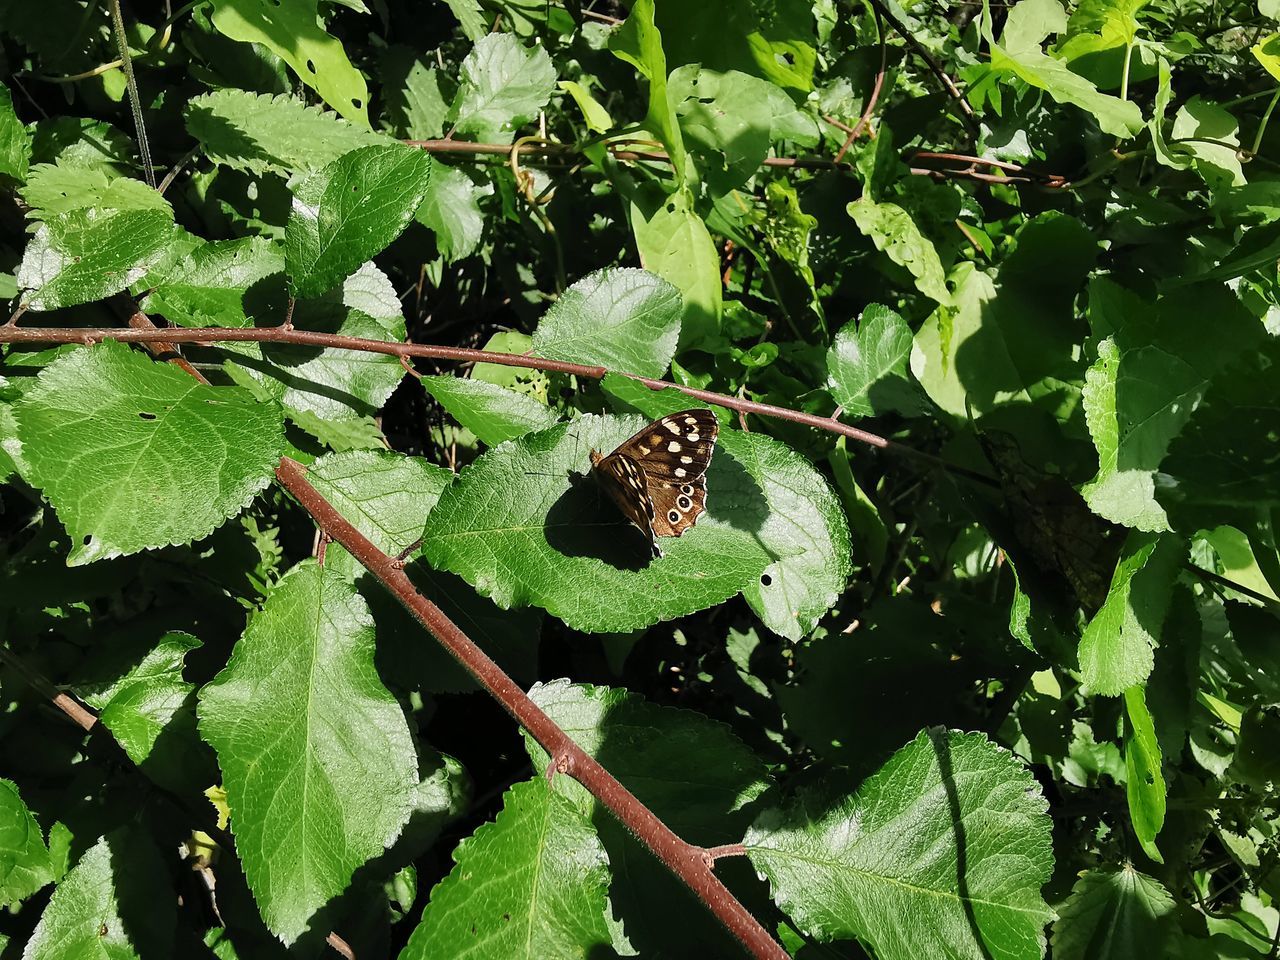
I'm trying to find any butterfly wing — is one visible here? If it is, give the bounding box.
[611,409,718,539]
[592,451,660,555]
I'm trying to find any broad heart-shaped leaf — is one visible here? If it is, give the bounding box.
[185,90,392,177]
[23,830,176,960]
[848,198,950,305]
[603,374,852,639]
[414,162,484,262]
[78,632,210,792]
[141,236,285,328]
[285,143,433,298]
[1078,531,1184,695]
[448,33,557,142]
[14,341,285,566]
[419,414,772,633]
[209,0,370,125]
[399,778,612,960]
[827,304,928,418]
[746,729,1054,960]
[197,561,417,944]
[223,263,406,425]
[420,375,560,446]
[523,681,770,957]
[17,207,178,311]
[531,268,682,379]
[0,779,53,907]
[1050,865,1177,960]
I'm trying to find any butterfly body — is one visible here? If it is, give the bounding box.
[589,409,719,557]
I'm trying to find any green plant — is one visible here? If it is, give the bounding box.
[1,0,1279,958]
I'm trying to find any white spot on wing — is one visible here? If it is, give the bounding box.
[667,441,682,452]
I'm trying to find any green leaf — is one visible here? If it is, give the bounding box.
[20,166,170,222]
[225,263,407,425]
[0,82,31,181]
[209,0,371,125]
[531,267,682,378]
[440,0,487,41]
[602,373,852,639]
[827,304,927,418]
[414,163,484,262]
[14,341,285,565]
[632,188,721,347]
[380,48,451,140]
[449,33,557,143]
[1254,31,1280,82]
[286,143,433,298]
[1050,866,1177,960]
[419,414,772,632]
[669,66,774,189]
[746,729,1054,960]
[185,90,392,177]
[609,0,688,178]
[1078,531,1184,696]
[420,376,560,446]
[141,237,284,328]
[987,0,1144,139]
[558,80,613,133]
[307,448,452,560]
[197,561,418,943]
[848,198,950,305]
[1171,97,1245,191]
[17,208,178,311]
[23,831,176,960]
[655,0,817,93]
[80,631,208,788]
[1123,685,1166,862]
[0,779,53,907]
[400,778,612,959]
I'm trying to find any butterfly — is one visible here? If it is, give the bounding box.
[589,409,719,557]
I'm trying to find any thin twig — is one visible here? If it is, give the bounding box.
[406,139,852,171]
[0,325,999,487]
[276,457,789,960]
[0,645,98,731]
[835,6,887,163]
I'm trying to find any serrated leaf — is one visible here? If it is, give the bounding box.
[20,165,171,222]
[420,376,560,446]
[209,0,371,125]
[602,374,851,639]
[414,163,483,262]
[185,90,392,177]
[308,449,452,559]
[286,144,432,298]
[531,268,682,378]
[14,341,286,565]
[197,561,417,944]
[632,188,721,347]
[0,779,53,907]
[400,778,612,959]
[849,198,950,304]
[419,414,772,632]
[22,831,176,960]
[79,632,208,788]
[449,33,557,142]
[0,82,30,181]
[141,237,285,328]
[1079,531,1184,695]
[827,304,927,418]
[1123,685,1165,862]
[747,729,1054,960]
[223,263,406,424]
[1050,866,1176,960]
[380,48,450,140]
[17,208,178,311]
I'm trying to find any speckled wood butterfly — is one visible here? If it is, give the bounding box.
[589,409,719,557]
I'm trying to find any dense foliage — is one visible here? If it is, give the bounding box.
[1,0,1279,957]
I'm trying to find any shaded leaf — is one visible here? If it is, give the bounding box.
[420,376,560,446]
[414,163,483,262]
[848,198,950,304]
[632,188,721,347]
[0,779,53,908]
[827,304,927,418]
[1050,866,1176,960]
[141,236,284,328]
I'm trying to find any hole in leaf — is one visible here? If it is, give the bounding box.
[761,573,772,587]
[138,411,156,420]
[352,98,363,110]
[306,59,316,73]
[82,534,93,546]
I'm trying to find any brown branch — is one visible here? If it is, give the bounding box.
[863,0,979,134]
[912,151,1068,187]
[405,139,853,172]
[0,645,98,731]
[834,6,887,163]
[0,325,1000,487]
[276,457,789,960]
[106,294,210,384]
